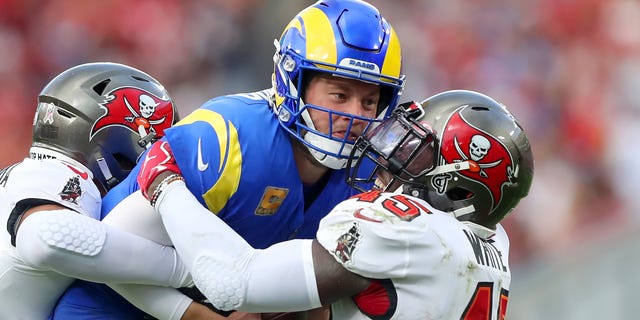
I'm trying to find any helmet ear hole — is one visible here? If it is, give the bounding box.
[113,153,137,171]
[446,187,473,201]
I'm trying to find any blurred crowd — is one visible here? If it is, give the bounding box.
[1,0,638,268]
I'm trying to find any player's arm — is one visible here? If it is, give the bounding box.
[101,190,173,245]
[96,141,229,320]
[108,283,236,320]
[13,200,190,288]
[136,138,369,312]
[311,240,371,305]
[148,174,369,312]
[14,202,64,228]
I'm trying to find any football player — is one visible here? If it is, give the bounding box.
[142,90,534,319]
[0,62,209,319]
[50,1,406,319]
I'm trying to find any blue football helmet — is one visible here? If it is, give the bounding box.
[272,0,405,169]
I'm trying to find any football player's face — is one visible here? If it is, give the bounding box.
[373,167,395,191]
[304,74,380,142]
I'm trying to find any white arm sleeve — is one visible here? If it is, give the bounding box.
[109,283,192,320]
[102,190,172,245]
[15,209,190,287]
[157,181,321,312]
[100,190,195,320]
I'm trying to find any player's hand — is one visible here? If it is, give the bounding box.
[137,140,182,201]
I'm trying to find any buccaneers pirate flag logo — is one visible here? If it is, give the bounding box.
[59,175,82,204]
[438,106,517,208]
[91,87,174,141]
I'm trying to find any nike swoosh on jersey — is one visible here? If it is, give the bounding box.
[197,138,209,171]
[353,208,382,223]
[66,164,89,180]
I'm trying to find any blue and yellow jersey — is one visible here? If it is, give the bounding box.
[166,89,365,245]
[105,89,371,246]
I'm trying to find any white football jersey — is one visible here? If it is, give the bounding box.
[0,158,101,319]
[317,191,511,320]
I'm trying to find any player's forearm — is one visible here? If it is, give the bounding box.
[240,239,322,312]
[101,190,173,245]
[156,181,322,313]
[15,209,190,287]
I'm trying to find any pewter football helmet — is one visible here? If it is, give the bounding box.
[348,90,534,233]
[31,62,179,193]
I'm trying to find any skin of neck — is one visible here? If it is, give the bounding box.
[292,139,330,185]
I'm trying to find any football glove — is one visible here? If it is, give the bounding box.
[137,140,182,201]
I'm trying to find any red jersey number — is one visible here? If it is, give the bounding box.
[381,194,430,222]
[461,282,508,320]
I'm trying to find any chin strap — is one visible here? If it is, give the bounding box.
[96,157,118,189]
[450,205,475,218]
[303,131,351,170]
[300,108,351,170]
[398,185,496,240]
[447,204,496,239]
[137,131,157,149]
[426,161,471,176]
